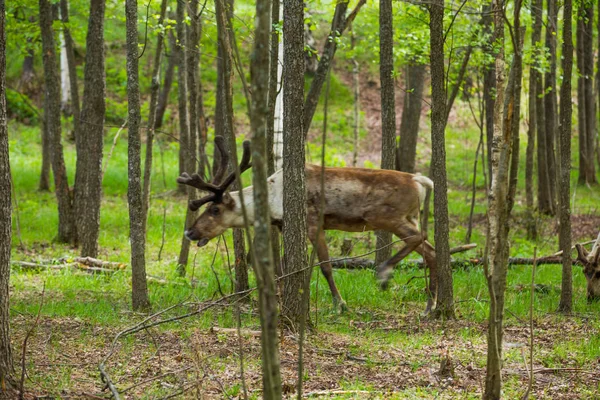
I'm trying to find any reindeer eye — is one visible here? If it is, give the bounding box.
[209,206,220,216]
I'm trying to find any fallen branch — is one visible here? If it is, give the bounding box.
[210,326,261,337]
[99,363,121,400]
[304,390,380,398]
[331,255,573,270]
[11,261,116,275]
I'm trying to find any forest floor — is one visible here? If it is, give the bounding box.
[7,63,600,398]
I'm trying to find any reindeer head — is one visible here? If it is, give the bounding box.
[177,136,252,247]
[576,232,600,301]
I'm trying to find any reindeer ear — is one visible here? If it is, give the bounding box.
[576,244,589,263]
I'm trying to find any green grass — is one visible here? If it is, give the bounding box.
[7,69,600,397]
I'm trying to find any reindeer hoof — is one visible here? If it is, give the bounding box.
[377,263,392,290]
[332,297,348,314]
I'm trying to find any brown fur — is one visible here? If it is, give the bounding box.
[183,164,437,312]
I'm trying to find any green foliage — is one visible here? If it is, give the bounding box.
[6,88,40,124]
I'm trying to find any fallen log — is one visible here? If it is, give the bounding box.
[330,255,572,270]
[11,261,116,274]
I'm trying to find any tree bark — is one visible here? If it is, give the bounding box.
[526,0,540,239]
[215,0,249,294]
[581,3,597,184]
[142,0,168,234]
[397,63,425,173]
[374,0,396,269]
[39,0,76,244]
[484,0,521,397]
[542,0,558,215]
[176,0,189,196]
[249,0,281,395]
[39,93,51,191]
[429,0,453,319]
[0,0,15,389]
[176,0,192,273]
[576,14,587,186]
[558,0,573,313]
[281,0,309,325]
[126,0,150,311]
[74,0,105,258]
[482,4,495,186]
[154,29,176,130]
[267,0,282,273]
[302,0,365,136]
[59,0,81,140]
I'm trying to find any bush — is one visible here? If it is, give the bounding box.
[6,88,40,125]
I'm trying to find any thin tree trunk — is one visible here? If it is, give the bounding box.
[39,93,51,191]
[534,0,550,214]
[142,0,168,234]
[351,27,359,167]
[374,0,396,269]
[154,30,176,130]
[74,0,105,258]
[484,0,522,397]
[249,0,281,395]
[20,44,35,94]
[482,4,494,186]
[397,63,425,173]
[267,0,282,273]
[39,0,76,244]
[302,0,365,136]
[558,0,573,313]
[282,0,309,324]
[542,0,558,214]
[526,0,539,239]
[429,0,453,319]
[0,0,15,389]
[126,0,150,311]
[582,3,597,184]
[577,15,587,185]
[59,0,80,132]
[176,0,192,273]
[215,0,249,294]
[176,0,189,195]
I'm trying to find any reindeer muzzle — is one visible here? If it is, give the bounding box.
[197,238,209,247]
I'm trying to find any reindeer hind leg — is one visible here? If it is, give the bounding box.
[377,224,422,290]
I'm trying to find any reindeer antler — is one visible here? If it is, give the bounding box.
[177,136,252,211]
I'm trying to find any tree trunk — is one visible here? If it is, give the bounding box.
[429,0,453,319]
[397,63,425,173]
[542,0,558,215]
[526,0,540,239]
[39,93,51,191]
[482,4,494,186]
[126,0,150,311]
[302,0,365,136]
[176,0,192,273]
[20,45,35,94]
[267,0,282,273]
[0,0,15,389]
[484,0,521,397]
[142,0,168,234]
[154,29,176,130]
[176,0,189,196]
[215,0,249,294]
[281,0,309,325]
[59,0,81,141]
[558,0,573,313]
[533,0,550,215]
[374,0,396,269]
[39,0,76,244]
[351,28,360,168]
[576,14,587,186]
[249,0,282,395]
[74,0,105,258]
[582,3,597,184]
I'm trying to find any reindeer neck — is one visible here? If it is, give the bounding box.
[228,186,256,228]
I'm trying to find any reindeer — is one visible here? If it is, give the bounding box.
[576,232,600,301]
[178,136,437,312]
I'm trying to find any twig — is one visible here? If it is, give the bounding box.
[101,118,128,182]
[19,283,45,400]
[522,247,536,400]
[120,366,192,394]
[99,363,121,400]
